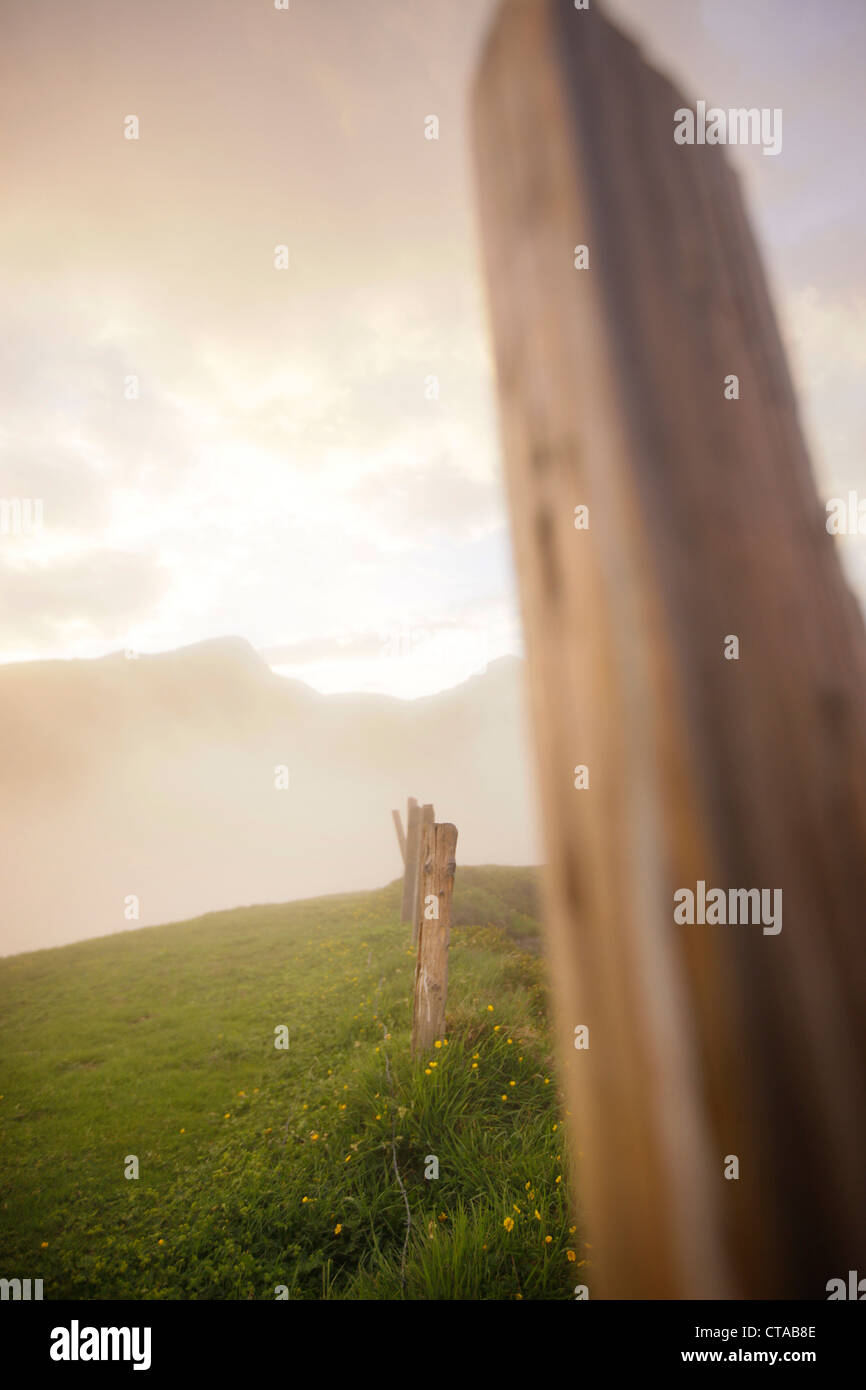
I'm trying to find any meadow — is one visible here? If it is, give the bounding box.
[0,866,585,1299]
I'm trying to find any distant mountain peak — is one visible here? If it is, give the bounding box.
[174,635,269,667]
[129,635,274,678]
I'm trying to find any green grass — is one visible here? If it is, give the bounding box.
[0,867,583,1300]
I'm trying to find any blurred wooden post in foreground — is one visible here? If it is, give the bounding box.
[411,822,458,1056]
[400,798,420,923]
[413,804,435,945]
[473,0,866,1298]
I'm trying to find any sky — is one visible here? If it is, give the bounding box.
[1,0,864,697]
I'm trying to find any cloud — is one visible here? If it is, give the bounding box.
[2,0,863,694]
[350,457,501,547]
[0,549,168,653]
[0,442,108,534]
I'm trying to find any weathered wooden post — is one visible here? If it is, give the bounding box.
[400,798,420,924]
[411,822,458,1057]
[473,0,866,1299]
[391,808,406,865]
[412,803,435,946]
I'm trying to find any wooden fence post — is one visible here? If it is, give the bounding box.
[412,804,435,946]
[400,798,420,924]
[411,822,458,1057]
[472,0,866,1299]
[392,808,406,864]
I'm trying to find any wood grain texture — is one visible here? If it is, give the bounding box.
[411,822,458,1056]
[413,803,435,946]
[400,798,420,924]
[472,0,866,1298]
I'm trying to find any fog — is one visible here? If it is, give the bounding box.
[0,638,540,956]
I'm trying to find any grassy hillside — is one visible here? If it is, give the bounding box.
[0,867,584,1300]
